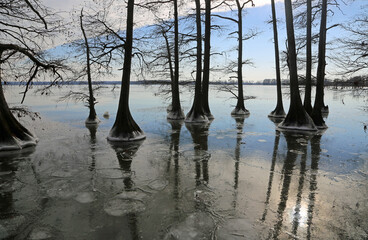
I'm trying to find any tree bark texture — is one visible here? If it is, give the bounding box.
[167,0,185,120]
[231,0,249,116]
[108,0,145,141]
[268,0,285,118]
[185,0,208,123]
[278,0,316,131]
[303,0,313,115]
[80,10,98,124]
[202,0,213,119]
[0,73,37,151]
[311,0,328,129]
[235,1,246,114]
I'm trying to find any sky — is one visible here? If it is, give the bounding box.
[42,0,366,82]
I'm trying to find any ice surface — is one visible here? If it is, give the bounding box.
[0,224,9,239]
[0,216,26,239]
[116,191,148,201]
[217,218,260,239]
[104,198,146,216]
[74,192,96,204]
[163,212,215,240]
[148,179,168,191]
[28,227,53,240]
[45,180,76,199]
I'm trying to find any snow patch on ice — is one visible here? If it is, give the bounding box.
[148,179,168,191]
[104,198,145,216]
[163,212,215,240]
[28,227,53,240]
[75,192,96,204]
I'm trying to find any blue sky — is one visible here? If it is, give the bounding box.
[208,0,366,82]
[47,0,366,82]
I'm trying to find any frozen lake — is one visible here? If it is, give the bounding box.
[1,84,367,239]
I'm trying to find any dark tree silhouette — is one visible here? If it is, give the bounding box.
[107,0,146,141]
[185,0,209,123]
[213,0,255,116]
[80,9,99,125]
[311,0,328,129]
[303,0,313,115]
[335,10,368,75]
[268,0,286,118]
[0,0,62,151]
[278,0,317,131]
[201,0,214,120]
[168,0,186,120]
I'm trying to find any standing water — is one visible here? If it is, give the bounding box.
[1,85,367,239]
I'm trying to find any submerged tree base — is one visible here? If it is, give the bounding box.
[268,108,286,118]
[167,109,185,120]
[107,130,146,142]
[278,117,317,132]
[321,105,329,113]
[184,107,209,123]
[85,117,101,125]
[231,107,250,116]
[204,111,214,120]
[185,113,209,123]
[0,135,38,152]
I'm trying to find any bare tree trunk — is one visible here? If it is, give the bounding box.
[232,0,249,116]
[278,0,316,131]
[185,0,208,123]
[107,0,145,141]
[303,0,313,115]
[167,0,185,120]
[311,0,328,129]
[0,59,37,151]
[268,0,285,118]
[80,10,99,124]
[163,33,175,87]
[202,0,214,119]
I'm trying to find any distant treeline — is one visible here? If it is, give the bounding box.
[4,80,262,86]
[263,75,368,87]
[4,75,367,87]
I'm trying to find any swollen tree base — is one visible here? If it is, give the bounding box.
[203,110,214,120]
[167,105,185,120]
[185,108,209,123]
[107,112,146,142]
[0,90,38,152]
[107,129,146,142]
[268,107,286,118]
[0,136,37,152]
[278,110,317,132]
[231,107,250,116]
[85,116,101,125]
[321,105,329,113]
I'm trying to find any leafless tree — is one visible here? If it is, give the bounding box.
[213,0,255,116]
[0,0,64,151]
[278,0,317,131]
